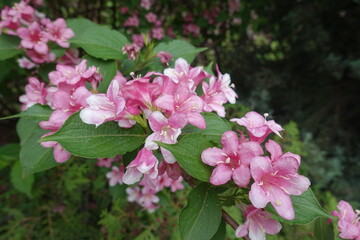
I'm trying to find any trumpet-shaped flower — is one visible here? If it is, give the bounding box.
[231,111,283,143]
[249,156,310,220]
[145,111,188,163]
[236,205,282,240]
[265,139,301,165]
[45,18,74,48]
[106,165,124,186]
[19,77,47,110]
[17,22,48,54]
[332,200,360,240]
[202,131,263,187]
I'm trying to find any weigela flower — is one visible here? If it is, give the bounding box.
[97,155,121,168]
[249,156,310,220]
[140,0,152,10]
[17,22,48,54]
[106,165,125,186]
[202,131,263,187]
[45,18,74,48]
[17,57,36,69]
[122,148,159,189]
[26,49,55,64]
[146,12,157,23]
[123,14,139,27]
[332,200,360,240]
[145,111,188,163]
[231,111,283,143]
[156,51,173,66]
[155,82,206,129]
[265,139,301,165]
[152,27,164,40]
[164,57,207,90]
[236,205,282,240]
[19,77,47,110]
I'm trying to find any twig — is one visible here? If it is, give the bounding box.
[222,209,239,230]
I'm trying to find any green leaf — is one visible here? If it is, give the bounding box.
[66,18,99,37]
[10,161,35,198]
[83,54,117,93]
[154,40,206,65]
[41,113,146,158]
[157,133,213,182]
[204,62,214,75]
[314,217,334,240]
[0,104,52,120]
[0,35,22,60]
[266,188,333,225]
[17,117,60,175]
[182,113,231,143]
[210,219,226,240]
[179,183,222,240]
[70,25,129,60]
[0,143,20,169]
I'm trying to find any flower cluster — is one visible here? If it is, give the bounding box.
[202,111,310,239]
[21,59,102,163]
[0,0,74,67]
[77,57,236,209]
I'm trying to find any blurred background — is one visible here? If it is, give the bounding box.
[1,0,359,239]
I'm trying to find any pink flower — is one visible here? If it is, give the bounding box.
[123,15,139,27]
[17,22,48,54]
[164,58,207,90]
[26,49,55,64]
[106,165,125,186]
[58,49,80,65]
[202,131,263,187]
[132,34,144,47]
[120,6,128,14]
[151,27,164,40]
[97,155,121,168]
[156,51,172,66]
[146,12,157,23]
[236,205,282,240]
[249,156,310,220]
[231,111,283,143]
[49,59,97,86]
[154,82,206,129]
[122,43,141,60]
[145,111,188,163]
[183,23,200,37]
[332,200,360,240]
[39,110,73,163]
[19,77,47,110]
[122,148,159,189]
[52,85,91,112]
[265,139,301,165]
[46,18,74,48]
[158,161,182,180]
[17,57,36,69]
[228,0,241,15]
[140,0,152,10]
[158,172,184,192]
[80,80,129,127]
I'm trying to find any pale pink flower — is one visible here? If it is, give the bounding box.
[122,43,141,60]
[19,77,47,110]
[202,131,263,187]
[46,18,74,48]
[17,57,36,69]
[123,15,139,27]
[151,27,164,40]
[17,22,48,54]
[231,111,283,143]
[80,80,130,127]
[156,51,172,66]
[158,172,184,192]
[122,148,159,189]
[139,187,159,213]
[145,111,188,163]
[164,58,207,90]
[332,200,360,240]
[249,156,310,220]
[228,0,241,15]
[236,205,282,240]
[106,165,125,186]
[140,0,152,10]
